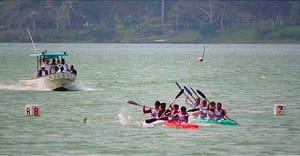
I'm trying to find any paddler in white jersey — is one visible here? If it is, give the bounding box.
[214,102,228,120]
[186,97,202,117]
[143,101,160,123]
[199,100,208,119]
[168,104,180,121]
[177,106,189,123]
[206,101,216,119]
[185,97,201,109]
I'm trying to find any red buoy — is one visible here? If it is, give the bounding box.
[197,57,203,62]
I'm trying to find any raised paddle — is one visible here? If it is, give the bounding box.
[196,89,208,101]
[184,86,196,100]
[175,81,194,105]
[189,87,200,98]
[159,89,184,118]
[126,99,156,123]
[187,108,200,112]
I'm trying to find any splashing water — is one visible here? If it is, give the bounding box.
[0,80,95,92]
[117,109,132,125]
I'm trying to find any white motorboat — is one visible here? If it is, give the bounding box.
[20,52,77,91]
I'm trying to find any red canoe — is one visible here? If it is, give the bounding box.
[164,121,199,129]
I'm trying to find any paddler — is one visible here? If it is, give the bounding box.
[206,101,216,119]
[143,101,160,123]
[157,103,171,121]
[199,99,208,119]
[186,97,202,117]
[214,102,228,120]
[168,104,180,121]
[185,97,201,109]
[177,106,189,123]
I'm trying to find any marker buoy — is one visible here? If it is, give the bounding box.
[274,104,286,115]
[25,104,40,117]
[197,57,203,62]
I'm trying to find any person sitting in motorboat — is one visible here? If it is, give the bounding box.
[43,59,52,74]
[50,58,57,74]
[56,59,64,73]
[143,101,160,123]
[36,65,48,77]
[214,102,228,120]
[69,64,77,76]
[61,58,68,72]
[176,106,189,123]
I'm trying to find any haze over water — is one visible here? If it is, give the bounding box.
[0,43,299,155]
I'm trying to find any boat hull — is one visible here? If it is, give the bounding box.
[141,120,166,127]
[164,121,199,129]
[194,118,238,126]
[20,72,76,91]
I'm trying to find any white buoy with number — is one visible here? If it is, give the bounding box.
[274,104,286,115]
[25,104,40,117]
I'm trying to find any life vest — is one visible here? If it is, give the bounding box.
[215,109,225,120]
[56,64,63,73]
[150,108,159,118]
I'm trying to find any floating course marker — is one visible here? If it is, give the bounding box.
[25,104,40,117]
[274,104,286,115]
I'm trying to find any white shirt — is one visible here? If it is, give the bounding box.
[43,64,51,74]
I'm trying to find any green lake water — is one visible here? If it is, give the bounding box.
[0,43,299,155]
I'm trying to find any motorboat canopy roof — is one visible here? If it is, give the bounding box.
[30,52,68,58]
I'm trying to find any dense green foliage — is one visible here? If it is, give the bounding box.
[0,0,300,43]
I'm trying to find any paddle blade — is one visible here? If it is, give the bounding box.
[126,99,141,106]
[189,87,200,98]
[175,81,182,89]
[184,86,194,99]
[187,108,200,112]
[196,89,207,100]
[175,89,184,99]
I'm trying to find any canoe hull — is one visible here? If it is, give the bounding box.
[164,121,199,129]
[195,118,238,126]
[142,120,166,127]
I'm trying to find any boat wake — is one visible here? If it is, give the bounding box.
[0,81,95,91]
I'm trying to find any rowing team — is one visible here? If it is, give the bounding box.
[142,97,229,124]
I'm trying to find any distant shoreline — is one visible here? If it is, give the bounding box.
[1,26,300,44]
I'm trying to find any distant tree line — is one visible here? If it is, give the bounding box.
[0,0,300,42]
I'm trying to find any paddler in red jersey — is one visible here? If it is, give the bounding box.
[214,102,228,120]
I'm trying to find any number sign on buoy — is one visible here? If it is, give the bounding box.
[274,104,286,115]
[25,104,40,117]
